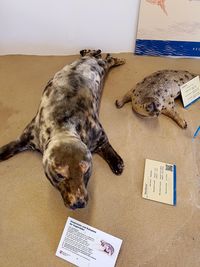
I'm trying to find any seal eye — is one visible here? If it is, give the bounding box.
[54,165,69,178]
[57,173,65,180]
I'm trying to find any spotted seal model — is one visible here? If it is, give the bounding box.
[0,49,125,209]
[116,70,196,128]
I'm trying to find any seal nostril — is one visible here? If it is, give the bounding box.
[76,200,85,209]
[70,200,86,210]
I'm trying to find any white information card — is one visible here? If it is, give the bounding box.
[142,159,176,206]
[56,217,122,267]
[180,76,200,108]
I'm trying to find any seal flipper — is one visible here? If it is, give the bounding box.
[0,137,30,161]
[0,119,37,161]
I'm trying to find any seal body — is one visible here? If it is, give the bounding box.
[0,49,125,209]
[116,70,196,128]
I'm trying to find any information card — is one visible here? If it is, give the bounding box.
[142,159,176,206]
[180,76,200,108]
[56,217,122,267]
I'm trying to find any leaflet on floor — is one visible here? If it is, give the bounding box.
[180,76,200,108]
[142,159,176,206]
[56,217,122,267]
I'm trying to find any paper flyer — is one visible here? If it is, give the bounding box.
[142,159,176,205]
[180,76,200,108]
[56,217,122,267]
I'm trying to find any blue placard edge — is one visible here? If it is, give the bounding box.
[193,126,200,140]
[184,96,200,109]
[173,165,176,206]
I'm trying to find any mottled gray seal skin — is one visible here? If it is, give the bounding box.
[116,70,196,128]
[0,49,125,210]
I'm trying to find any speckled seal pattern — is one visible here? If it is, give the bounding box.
[116,70,196,128]
[0,49,125,209]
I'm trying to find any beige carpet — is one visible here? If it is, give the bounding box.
[0,53,200,267]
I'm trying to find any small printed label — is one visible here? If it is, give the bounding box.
[180,76,200,108]
[56,217,122,267]
[142,159,176,206]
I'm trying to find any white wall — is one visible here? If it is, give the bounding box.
[0,0,140,55]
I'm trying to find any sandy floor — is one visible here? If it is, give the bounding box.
[0,53,200,267]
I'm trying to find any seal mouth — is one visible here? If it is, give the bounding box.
[69,200,87,210]
[64,194,89,210]
[135,112,149,118]
[149,111,160,117]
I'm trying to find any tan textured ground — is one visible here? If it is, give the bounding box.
[0,54,200,267]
